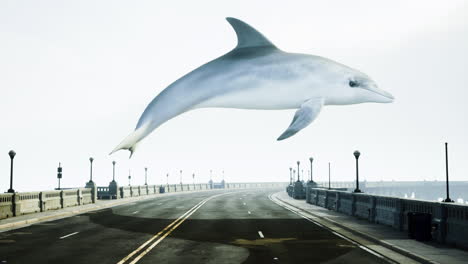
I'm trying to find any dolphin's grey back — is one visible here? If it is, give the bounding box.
[135,18,282,130]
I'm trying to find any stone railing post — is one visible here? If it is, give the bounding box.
[60,190,64,208]
[351,194,357,216]
[394,198,404,231]
[39,192,45,212]
[436,203,448,243]
[370,196,376,222]
[336,192,341,211]
[91,185,97,203]
[78,189,83,205]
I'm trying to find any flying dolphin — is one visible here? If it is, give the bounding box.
[111,17,394,157]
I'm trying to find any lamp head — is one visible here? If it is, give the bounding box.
[89,157,94,163]
[309,157,313,162]
[353,151,361,159]
[297,161,300,166]
[8,150,16,159]
[112,161,116,165]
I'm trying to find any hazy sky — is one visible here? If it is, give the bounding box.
[1,0,467,191]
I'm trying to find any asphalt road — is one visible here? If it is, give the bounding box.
[0,189,391,264]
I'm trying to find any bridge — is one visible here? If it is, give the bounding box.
[1,177,468,263]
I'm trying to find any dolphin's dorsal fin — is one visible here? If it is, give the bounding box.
[226,17,277,49]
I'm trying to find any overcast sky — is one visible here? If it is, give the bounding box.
[1,0,467,191]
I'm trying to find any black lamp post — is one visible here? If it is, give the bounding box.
[296,161,300,181]
[7,150,16,193]
[89,157,94,183]
[210,170,212,181]
[192,173,195,184]
[180,170,183,185]
[57,162,63,190]
[112,161,116,182]
[443,142,454,203]
[353,151,362,193]
[309,157,314,182]
[289,167,292,185]
[328,162,331,189]
[145,167,148,185]
[166,173,169,185]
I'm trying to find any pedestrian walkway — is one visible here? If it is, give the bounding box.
[274,191,468,264]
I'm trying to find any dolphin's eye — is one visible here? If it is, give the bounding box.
[349,80,359,87]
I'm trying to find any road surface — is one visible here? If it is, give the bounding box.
[0,189,391,263]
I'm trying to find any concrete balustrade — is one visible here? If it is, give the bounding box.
[306,187,468,248]
[14,192,41,216]
[0,182,286,221]
[40,191,62,211]
[80,188,94,204]
[0,188,93,219]
[62,189,80,208]
[0,194,14,219]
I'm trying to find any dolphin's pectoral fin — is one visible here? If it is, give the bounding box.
[226,17,277,49]
[277,98,324,141]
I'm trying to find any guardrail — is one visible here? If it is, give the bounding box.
[305,187,468,249]
[0,182,287,221]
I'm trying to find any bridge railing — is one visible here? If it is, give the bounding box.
[306,187,468,249]
[0,182,286,221]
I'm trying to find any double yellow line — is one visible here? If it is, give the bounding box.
[117,192,233,264]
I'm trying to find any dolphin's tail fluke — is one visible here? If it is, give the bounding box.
[110,124,148,158]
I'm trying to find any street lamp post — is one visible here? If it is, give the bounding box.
[293,169,296,181]
[443,142,454,203]
[192,173,195,184]
[166,173,169,185]
[296,161,300,181]
[7,150,16,193]
[353,151,362,193]
[57,162,63,190]
[112,161,116,181]
[89,157,94,183]
[328,162,331,189]
[309,157,314,182]
[180,170,183,185]
[145,167,148,185]
[289,167,292,185]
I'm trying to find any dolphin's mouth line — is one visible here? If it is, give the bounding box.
[365,88,394,100]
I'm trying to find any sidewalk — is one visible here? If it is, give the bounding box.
[0,190,214,232]
[274,192,468,264]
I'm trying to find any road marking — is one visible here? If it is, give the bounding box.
[258,231,264,238]
[59,232,79,239]
[268,194,397,264]
[248,211,251,214]
[243,202,246,206]
[118,191,239,264]
[157,203,163,205]
[132,211,139,214]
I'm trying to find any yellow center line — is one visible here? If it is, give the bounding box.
[117,191,238,264]
[116,199,205,264]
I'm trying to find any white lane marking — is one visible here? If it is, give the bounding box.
[243,202,246,206]
[59,232,79,239]
[248,211,251,214]
[258,231,264,239]
[268,194,396,264]
[157,203,163,205]
[132,211,139,214]
[239,198,242,200]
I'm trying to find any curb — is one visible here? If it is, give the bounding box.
[275,194,439,264]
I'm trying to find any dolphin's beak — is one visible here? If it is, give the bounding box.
[368,87,394,103]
